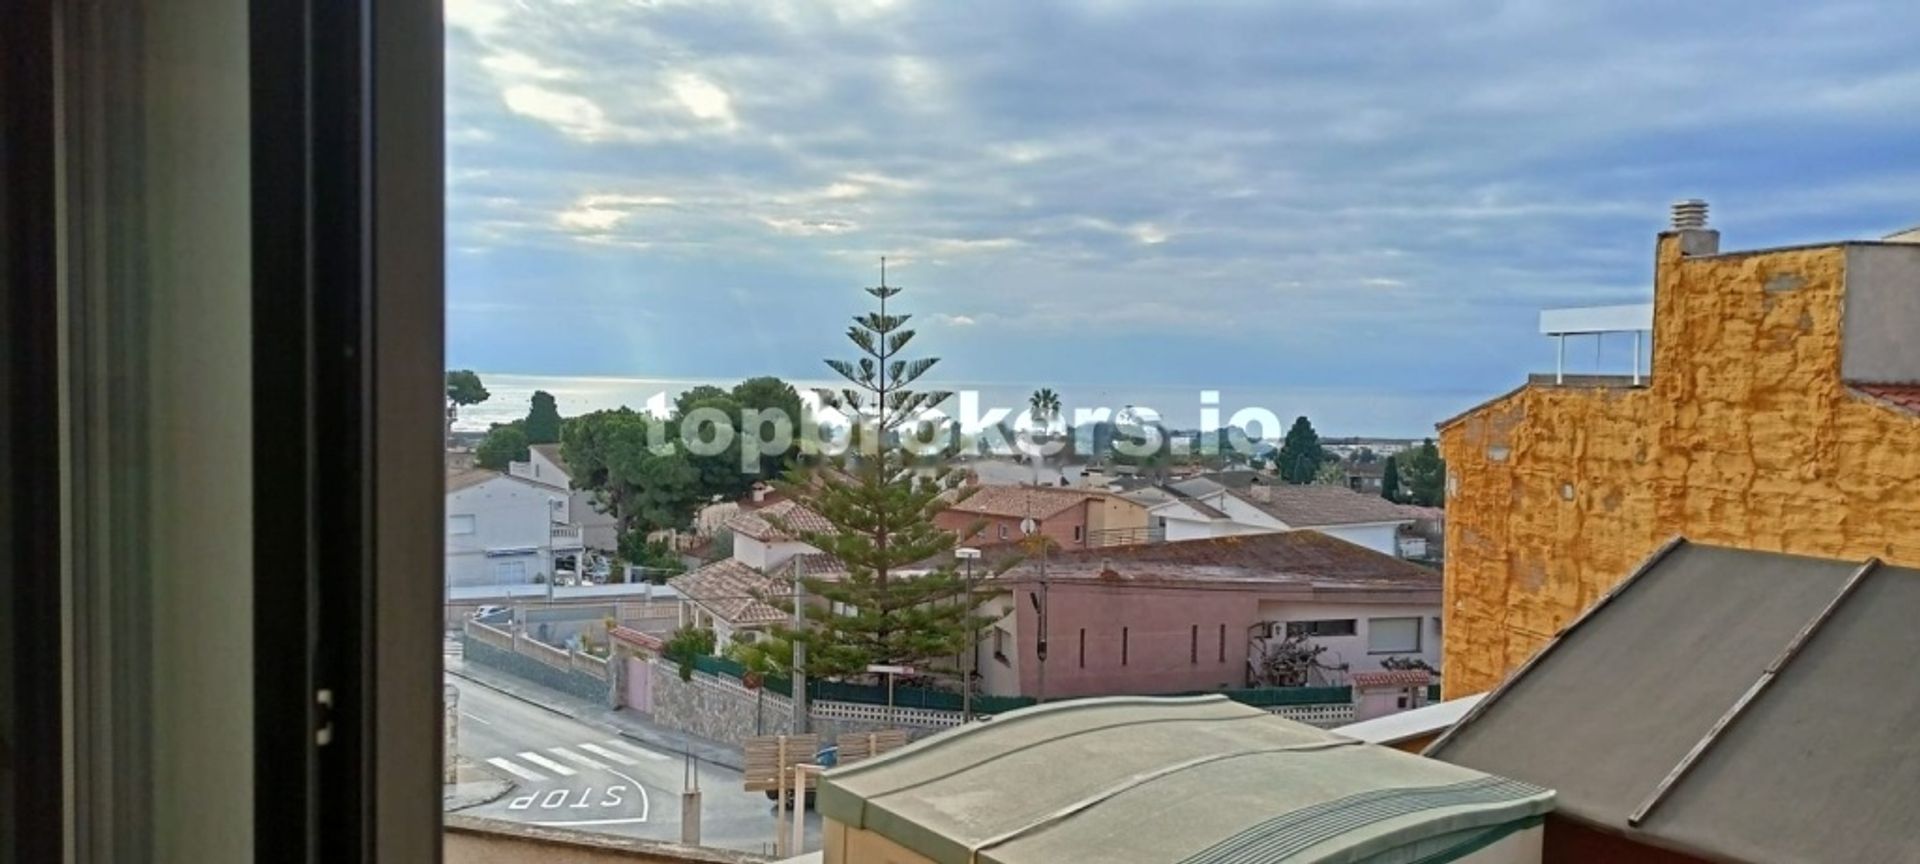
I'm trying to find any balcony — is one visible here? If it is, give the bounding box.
[551,526,585,549]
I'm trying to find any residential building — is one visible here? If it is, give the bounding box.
[445,469,579,588]
[976,532,1441,700]
[670,500,843,647]
[934,485,1106,550]
[1437,205,1920,694]
[1147,477,1417,556]
[509,443,621,554]
[1428,541,1920,864]
[814,695,1555,864]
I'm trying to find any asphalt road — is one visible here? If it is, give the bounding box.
[448,675,821,856]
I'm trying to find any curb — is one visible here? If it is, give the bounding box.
[446,664,746,772]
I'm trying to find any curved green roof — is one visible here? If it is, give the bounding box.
[818,695,1552,864]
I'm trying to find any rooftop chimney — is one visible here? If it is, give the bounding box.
[1670,199,1709,230]
[1667,199,1719,255]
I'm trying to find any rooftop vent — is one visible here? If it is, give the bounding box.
[1671,199,1710,230]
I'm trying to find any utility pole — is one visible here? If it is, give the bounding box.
[791,558,809,733]
[956,547,981,722]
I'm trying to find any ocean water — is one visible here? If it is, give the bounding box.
[452,373,1490,441]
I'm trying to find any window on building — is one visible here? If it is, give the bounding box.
[994,627,1010,663]
[1190,624,1198,663]
[1286,619,1357,638]
[1219,624,1227,662]
[998,523,1009,540]
[1073,525,1083,542]
[1079,629,1086,668]
[447,514,475,535]
[1121,627,1129,666]
[1368,617,1422,654]
[493,559,526,583]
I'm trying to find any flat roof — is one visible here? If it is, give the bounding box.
[819,695,1552,864]
[1334,693,1486,746]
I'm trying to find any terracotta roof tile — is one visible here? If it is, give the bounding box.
[1001,530,1439,592]
[669,559,787,625]
[945,485,1095,519]
[1853,383,1920,414]
[1233,485,1416,528]
[724,499,833,542]
[1351,670,1433,688]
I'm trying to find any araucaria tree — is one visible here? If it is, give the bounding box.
[749,272,998,681]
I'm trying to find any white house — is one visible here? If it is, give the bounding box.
[668,499,843,651]
[1146,478,1415,556]
[508,443,620,554]
[445,468,579,588]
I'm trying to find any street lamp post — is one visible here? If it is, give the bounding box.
[955,547,981,722]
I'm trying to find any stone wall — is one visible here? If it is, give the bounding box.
[1440,233,1920,695]
[648,660,796,746]
[464,634,615,706]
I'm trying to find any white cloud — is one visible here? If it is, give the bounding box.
[501,86,617,141]
[669,72,738,129]
[931,313,978,327]
[556,193,675,233]
[762,217,860,236]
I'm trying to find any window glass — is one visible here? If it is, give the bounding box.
[1368,617,1422,654]
[1286,619,1357,638]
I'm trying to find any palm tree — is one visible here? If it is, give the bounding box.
[1027,388,1062,478]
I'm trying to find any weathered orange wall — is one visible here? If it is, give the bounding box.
[1440,234,1920,695]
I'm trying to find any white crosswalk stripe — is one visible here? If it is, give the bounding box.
[577,742,640,766]
[486,756,546,782]
[517,751,577,776]
[602,738,670,762]
[550,747,607,771]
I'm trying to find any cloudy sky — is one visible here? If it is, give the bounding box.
[446,0,1920,434]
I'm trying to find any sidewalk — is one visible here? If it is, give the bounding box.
[446,655,746,772]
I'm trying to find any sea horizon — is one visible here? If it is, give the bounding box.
[451,372,1493,442]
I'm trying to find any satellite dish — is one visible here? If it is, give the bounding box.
[1019,517,1037,535]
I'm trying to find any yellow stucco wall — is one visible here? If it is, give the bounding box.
[1439,234,1920,695]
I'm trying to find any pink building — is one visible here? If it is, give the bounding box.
[936,485,1098,549]
[974,531,1442,700]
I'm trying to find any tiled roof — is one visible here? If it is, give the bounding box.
[446,468,502,493]
[1852,383,1920,414]
[1234,484,1416,528]
[724,499,833,542]
[1002,530,1440,592]
[789,552,848,579]
[669,559,787,625]
[1351,670,1433,689]
[945,485,1095,519]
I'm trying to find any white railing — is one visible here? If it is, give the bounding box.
[1269,703,1355,728]
[550,526,585,548]
[809,700,964,729]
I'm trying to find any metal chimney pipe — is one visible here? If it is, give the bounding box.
[1671,199,1709,230]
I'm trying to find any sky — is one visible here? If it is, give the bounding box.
[446,0,1920,436]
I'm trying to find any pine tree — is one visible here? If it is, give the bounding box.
[525,389,563,444]
[1274,416,1325,484]
[740,268,1001,682]
[1381,455,1402,502]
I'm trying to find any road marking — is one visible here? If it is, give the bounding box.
[550,747,607,771]
[578,742,640,765]
[460,711,492,726]
[602,738,670,762]
[517,751,577,776]
[486,757,546,782]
